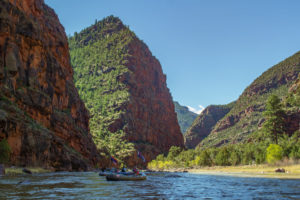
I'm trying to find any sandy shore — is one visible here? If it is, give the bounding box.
[154,164,300,179]
[4,167,52,175]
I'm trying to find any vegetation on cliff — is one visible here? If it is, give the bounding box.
[69,16,135,161]
[174,101,197,134]
[69,16,183,165]
[149,78,300,169]
[197,51,300,148]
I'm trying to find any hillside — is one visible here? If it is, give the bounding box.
[284,75,300,135]
[69,16,184,166]
[0,0,100,170]
[174,101,198,134]
[184,103,235,149]
[199,51,300,148]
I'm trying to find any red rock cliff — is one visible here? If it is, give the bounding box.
[123,37,184,165]
[285,76,300,135]
[184,103,234,149]
[0,0,100,170]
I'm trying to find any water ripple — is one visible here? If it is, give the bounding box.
[0,172,300,199]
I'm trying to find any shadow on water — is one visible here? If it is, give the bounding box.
[1,171,300,199]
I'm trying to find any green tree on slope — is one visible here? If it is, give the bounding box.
[262,95,286,144]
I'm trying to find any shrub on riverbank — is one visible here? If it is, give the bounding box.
[266,144,283,164]
[148,131,300,170]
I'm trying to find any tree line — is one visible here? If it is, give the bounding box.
[148,94,300,170]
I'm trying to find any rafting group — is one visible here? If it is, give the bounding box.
[100,152,147,181]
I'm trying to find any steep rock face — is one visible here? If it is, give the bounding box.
[285,112,300,135]
[184,103,234,149]
[123,37,184,161]
[200,51,300,148]
[284,76,300,135]
[0,0,100,170]
[69,16,184,166]
[174,101,198,134]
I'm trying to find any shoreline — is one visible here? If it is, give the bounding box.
[3,164,300,180]
[4,167,53,175]
[150,164,300,179]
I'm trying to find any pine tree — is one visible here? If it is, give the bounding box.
[262,95,286,144]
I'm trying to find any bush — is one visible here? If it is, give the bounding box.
[289,147,300,159]
[266,144,283,164]
[215,147,230,166]
[289,142,300,159]
[288,131,300,159]
[167,146,182,161]
[254,146,266,164]
[197,150,212,166]
[229,149,241,165]
[0,139,11,164]
[241,144,255,165]
[177,150,195,163]
[155,154,165,161]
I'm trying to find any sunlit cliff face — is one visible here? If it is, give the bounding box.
[0,0,102,170]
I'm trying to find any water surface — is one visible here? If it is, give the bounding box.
[1,172,300,199]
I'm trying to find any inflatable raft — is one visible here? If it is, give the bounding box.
[99,171,112,176]
[106,173,147,181]
[99,171,135,176]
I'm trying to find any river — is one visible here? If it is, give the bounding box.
[1,172,300,199]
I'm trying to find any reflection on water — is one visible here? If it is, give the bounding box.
[1,172,300,199]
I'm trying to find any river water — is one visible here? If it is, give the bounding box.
[1,172,300,199]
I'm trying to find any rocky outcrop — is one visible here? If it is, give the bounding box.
[0,0,101,170]
[212,104,264,133]
[285,112,300,135]
[244,71,299,97]
[69,16,184,166]
[184,103,234,149]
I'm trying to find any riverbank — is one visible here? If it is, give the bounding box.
[152,164,300,179]
[4,167,52,175]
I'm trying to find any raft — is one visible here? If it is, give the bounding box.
[99,171,111,176]
[99,171,135,176]
[106,173,147,181]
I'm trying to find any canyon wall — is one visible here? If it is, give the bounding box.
[0,0,101,170]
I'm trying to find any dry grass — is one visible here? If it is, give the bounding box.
[188,164,300,179]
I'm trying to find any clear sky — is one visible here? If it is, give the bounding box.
[45,0,300,113]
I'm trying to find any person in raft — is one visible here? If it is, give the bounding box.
[132,167,139,175]
[121,167,126,172]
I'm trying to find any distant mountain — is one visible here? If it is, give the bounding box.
[174,101,198,134]
[69,16,184,166]
[184,103,234,149]
[198,51,300,148]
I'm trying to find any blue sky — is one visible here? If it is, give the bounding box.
[45,0,300,113]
